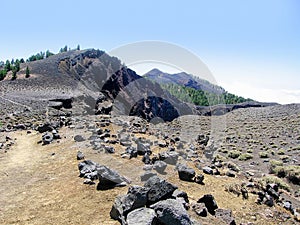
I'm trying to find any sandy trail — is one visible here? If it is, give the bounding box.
[0,131,120,225]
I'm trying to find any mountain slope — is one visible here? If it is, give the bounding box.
[144,68,225,94]
[0,49,195,121]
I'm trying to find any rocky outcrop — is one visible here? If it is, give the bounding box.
[110,176,192,225]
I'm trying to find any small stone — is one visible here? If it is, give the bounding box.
[74,135,85,142]
[77,151,85,160]
[202,166,213,175]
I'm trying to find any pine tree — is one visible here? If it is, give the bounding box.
[5,60,11,71]
[11,70,17,80]
[77,44,80,50]
[25,66,30,78]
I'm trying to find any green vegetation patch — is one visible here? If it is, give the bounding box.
[227,150,241,159]
[259,176,291,192]
[161,83,252,106]
[238,153,253,161]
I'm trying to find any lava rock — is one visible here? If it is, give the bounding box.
[177,165,196,182]
[97,165,128,188]
[42,132,53,145]
[264,194,274,207]
[194,174,205,184]
[192,203,208,217]
[150,199,192,225]
[159,151,179,165]
[78,160,98,177]
[141,171,157,182]
[137,142,151,155]
[77,151,85,160]
[104,146,115,154]
[126,146,138,158]
[172,189,189,204]
[226,170,236,177]
[142,154,152,164]
[153,160,167,174]
[215,208,236,225]
[74,135,86,142]
[37,123,53,133]
[197,194,218,215]
[144,176,177,204]
[110,195,127,224]
[202,166,213,175]
[126,208,157,225]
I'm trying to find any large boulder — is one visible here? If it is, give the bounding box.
[110,195,127,224]
[144,176,177,204]
[150,199,192,225]
[126,208,157,225]
[110,185,148,221]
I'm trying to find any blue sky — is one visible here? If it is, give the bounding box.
[0,0,299,103]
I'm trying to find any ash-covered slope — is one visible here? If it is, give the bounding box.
[0,49,195,121]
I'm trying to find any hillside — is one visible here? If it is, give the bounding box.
[0,48,299,225]
[144,68,225,94]
[0,49,195,122]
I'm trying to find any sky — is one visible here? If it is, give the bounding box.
[0,0,299,104]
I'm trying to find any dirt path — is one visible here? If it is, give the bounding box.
[0,131,121,225]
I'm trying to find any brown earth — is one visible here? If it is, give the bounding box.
[0,127,297,225]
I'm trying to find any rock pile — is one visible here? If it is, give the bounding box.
[78,160,129,188]
[110,176,193,225]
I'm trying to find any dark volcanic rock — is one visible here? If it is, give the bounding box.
[177,164,196,182]
[78,160,98,178]
[197,194,218,215]
[194,174,205,184]
[126,208,157,225]
[153,160,167,174]
[159,151,179,165]
[125,146,138,158]
[104,146,115,154]
[97,165,128,188]
[110,195,127,224]
[42,132,53,145]
[141,171,157,182]
[77,151,85,160]
[110,185,149,222]
[144,176,177,204]
[215,208,236,225]
[74,135,85,142]
[150,199,192,225]
[137,142,151,156]
[130,96,180,122]
[202,166,213,175]
[142,154,151,164]
[37,123,53,133]
[192,202,208,217]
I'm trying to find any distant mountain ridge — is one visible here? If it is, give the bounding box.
[144,68,225,94]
